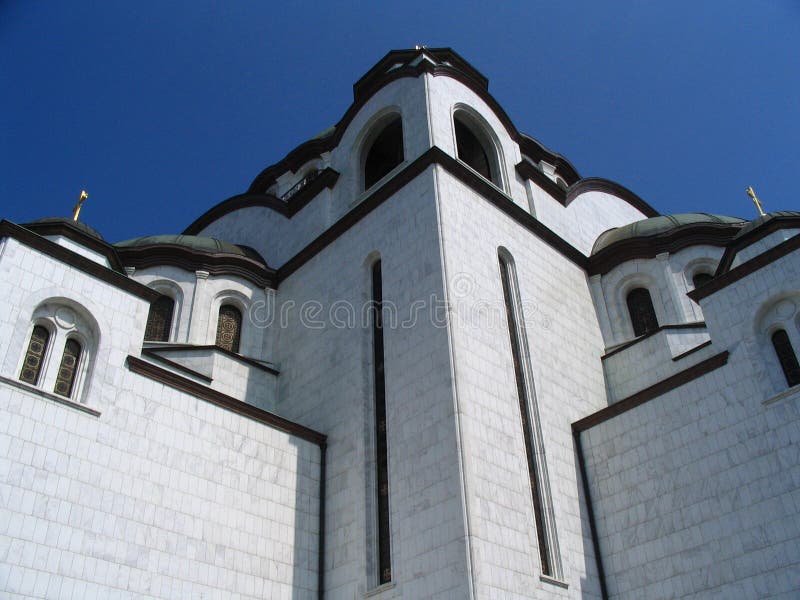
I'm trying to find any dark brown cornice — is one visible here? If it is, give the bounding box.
[141,348,213,383]
[567,179,658,217]
[515,161,567,204]
[714,214,800,276]
[116,244,277,289]
[187,167,340,232]
[0,220,161,302]
[21,220,127,272]
[689,232,800,302]
[600,322,707,360]
[588,224,740,276]
[148,344,280,376]
[246,48,582,195]
[126,355,323,445]
[277,146,588,282]
[573,350,729,433]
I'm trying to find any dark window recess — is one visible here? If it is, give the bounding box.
[216,305,242,353]
[772,329,800,387]
[364,118,404,190]
[627,287,659,337]
[144,295,175,342]
[499,256,553,577]
[19,325,50,385]
[372,260,392,584]
[455,118,492,181]
[692,272,713,289]
[54,339,81,398]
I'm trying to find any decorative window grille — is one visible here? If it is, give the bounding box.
[19,325,50,385]
[54,339,82,398]
[216,304,242,353]
[144,295,174,342]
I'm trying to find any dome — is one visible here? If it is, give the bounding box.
[592,213,745,255]
[24,217,105,241]
[115,235,267,264]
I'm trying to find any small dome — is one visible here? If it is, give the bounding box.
[592,213,745,254]
[24,217,105,241]
[115,235,266,263]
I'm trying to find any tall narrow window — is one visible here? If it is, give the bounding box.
[371,260,391,584]
[144,295,175,342]
[19,325,50,385]
[364,117,404,190]
[455,118,492,181]
[54,339,81,398]
[499,253,560,578]
[216,304,242,353]
[772,329,800,387]
[627,287,659,337]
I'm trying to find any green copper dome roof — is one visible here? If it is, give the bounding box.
[115,235,266,262]
[592,213,746,255]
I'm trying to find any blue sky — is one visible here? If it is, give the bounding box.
[2,1,798,244]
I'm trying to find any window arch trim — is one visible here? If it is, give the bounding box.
[452,104,505,189]
[357,108,406,193]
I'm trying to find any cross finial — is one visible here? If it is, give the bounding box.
[72,190,88,221]
[745,186,766,217]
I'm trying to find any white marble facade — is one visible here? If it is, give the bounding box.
[1,48,799,599]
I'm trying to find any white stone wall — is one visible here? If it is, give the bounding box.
[581,240,800,598]
[731,228,800,268]
[581,365,800,598]
[601,326,714,403]
[274,170,471,599]
[535,191,646,257]
[0,373,321,599]
[436,170,608,599]
[0,237,322,599]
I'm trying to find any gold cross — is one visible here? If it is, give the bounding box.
[745,186,765,217]
[72,190,88,221]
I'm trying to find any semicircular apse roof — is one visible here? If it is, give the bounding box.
[592,213,746,255]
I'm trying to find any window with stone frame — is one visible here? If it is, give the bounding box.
[771,329,800,387]
[54,338,82,398]
[144,295,175,342]
[17,302,95,402]
[627,287,659,337]
[19,324,51,385]
[215,304,242,353]
[364,117,404,190]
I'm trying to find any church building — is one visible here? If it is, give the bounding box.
[1,48,798,599]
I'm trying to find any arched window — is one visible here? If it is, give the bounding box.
[54,339,82,398]
[692,272,713,289]
[215,304,242,353]
[455,118,491,180]
[771,329,800,387]
[144,295,175,342]
[19,325,50,385]
[627,287,659,337]
[364,117,404,190]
